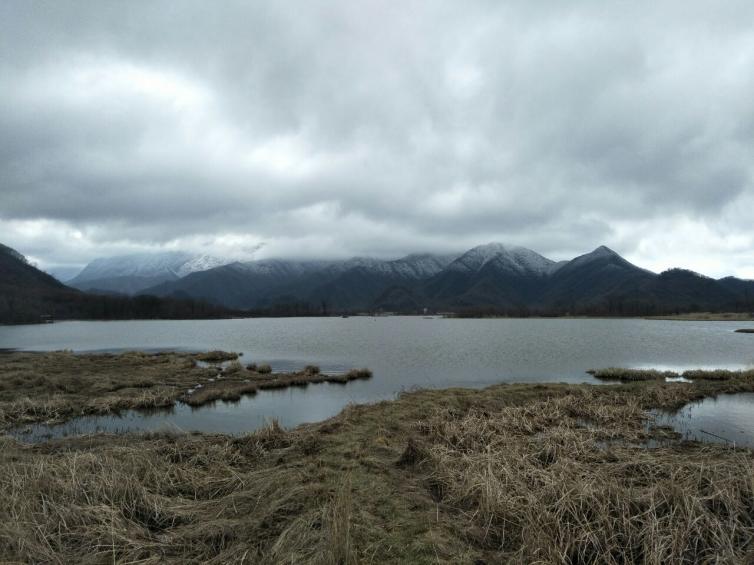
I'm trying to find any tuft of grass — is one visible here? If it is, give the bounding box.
[588,367,676,381]
[223,360,244,375]
[320,475,357,565]
[195,351,239,362]
[257,364,272,374]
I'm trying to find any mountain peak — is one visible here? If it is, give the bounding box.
[572,245,624,264]
[554,245,656,279]
[591,245,620,257]
[448,242,554,275]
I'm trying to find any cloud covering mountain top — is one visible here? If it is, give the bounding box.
[1,1,753,278]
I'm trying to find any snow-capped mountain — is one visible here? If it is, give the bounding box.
[68,251,233,294]
[446,243,555,276]
[66,242,754,315]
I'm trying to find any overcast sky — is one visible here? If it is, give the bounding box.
[1,1,753,279]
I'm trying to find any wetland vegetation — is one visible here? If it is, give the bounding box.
[1,351,754,562]
[0,351,371,431]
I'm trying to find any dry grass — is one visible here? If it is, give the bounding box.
[0,352,373,431]
[588,367,676,381]
[412,388,754,563]
[181,367,373,406]
[0,351,211,428]
[195,351,240,362]
[1,355,754,562]
[590,366,754,382]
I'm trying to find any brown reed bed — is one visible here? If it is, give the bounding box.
[1,355,753,562]
[181,367,372,406]
[590,366,754,382]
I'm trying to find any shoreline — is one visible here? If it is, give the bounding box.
[4,311,754,328]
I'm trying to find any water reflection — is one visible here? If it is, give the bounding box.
[652,393,754,448]
[10,383,361,443]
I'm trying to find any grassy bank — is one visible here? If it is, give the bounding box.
[0,351,371,430]
[1,356,754,562]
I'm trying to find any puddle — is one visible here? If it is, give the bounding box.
[664,376,692,383]
[651,393,754,448]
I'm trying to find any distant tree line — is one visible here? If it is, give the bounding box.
[4,290,753,324]
[0,289,236,324]
[450,297,754,318]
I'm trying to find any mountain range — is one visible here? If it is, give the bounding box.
[0,244,233,324]
[5,241,753,321]
[61,242,752,316]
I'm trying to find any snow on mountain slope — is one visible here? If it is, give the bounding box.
[337,253,457,279]
[446,243,555,276]
[234,258,337,278]
[71,252,233,283]
[174,255,233,277]
[385,253,458,278]
[230,254,457,281]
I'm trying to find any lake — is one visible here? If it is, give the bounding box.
[2,317,753,438]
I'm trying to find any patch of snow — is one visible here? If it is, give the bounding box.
[175,255,232,277]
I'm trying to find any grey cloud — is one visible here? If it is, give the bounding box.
[1,1,753,276]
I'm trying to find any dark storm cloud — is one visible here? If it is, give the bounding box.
[1,1,753,277]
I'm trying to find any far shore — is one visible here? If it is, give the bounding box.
[644,312,754,321]
[4,310,754,327]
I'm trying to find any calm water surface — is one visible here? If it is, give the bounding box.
[653,393,754,449]
[2,317,753,440]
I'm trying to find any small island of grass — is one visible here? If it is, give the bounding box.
[0,351,371,430]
